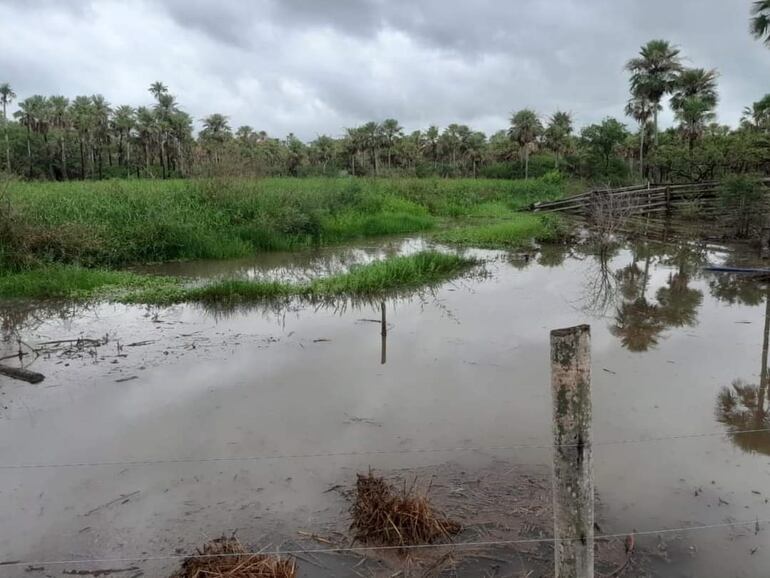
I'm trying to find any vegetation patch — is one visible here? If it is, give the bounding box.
[0,265,177,300]
[123,252,477,305]
[170,537,296,578]
[433,214,571,249]
[1,177,564,271]
[350,470,460,549]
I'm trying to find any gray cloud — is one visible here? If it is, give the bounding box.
[0,0,767,139]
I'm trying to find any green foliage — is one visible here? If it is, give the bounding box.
[718,174,769,237]
[0,265,177,299]
[433,214,570,249]
[1,177,566,271]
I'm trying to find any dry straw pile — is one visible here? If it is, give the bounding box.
[171,537,297,578]
[350,471,461,549]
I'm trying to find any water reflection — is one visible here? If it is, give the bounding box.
[577,238,707,352]
[380,300,387,365]
[715,285,770,455]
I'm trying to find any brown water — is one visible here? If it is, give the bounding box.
[1,236,769,577]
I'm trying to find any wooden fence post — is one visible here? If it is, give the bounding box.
[551,324,594,578]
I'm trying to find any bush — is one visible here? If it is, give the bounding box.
[718,174,768,237]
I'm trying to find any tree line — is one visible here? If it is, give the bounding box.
[1,0,769,184]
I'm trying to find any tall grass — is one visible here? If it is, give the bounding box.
[3,176,565,270]
[433,214,570,249]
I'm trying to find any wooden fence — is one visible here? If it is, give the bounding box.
[530,179,770,217]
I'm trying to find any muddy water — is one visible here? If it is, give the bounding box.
[1,237,769,577]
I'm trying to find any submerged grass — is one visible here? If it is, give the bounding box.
[0,252,476,304]
[124,251,477,305]
[2,176,565,271]
[433,214,571,249]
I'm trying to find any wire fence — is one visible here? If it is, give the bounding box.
[1,518,766,569]
[0,426,767,470]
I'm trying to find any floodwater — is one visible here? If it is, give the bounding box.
[1,235,769,577]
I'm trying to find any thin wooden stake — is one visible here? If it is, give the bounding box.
[551,324,594,578]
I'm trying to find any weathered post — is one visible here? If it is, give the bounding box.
[551,324,594,578]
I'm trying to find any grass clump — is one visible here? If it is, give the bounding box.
[434,214,570,249]
[171,537,296,578]
[350,470,460,548]
[308,251,472,295]
[124,251,476,305]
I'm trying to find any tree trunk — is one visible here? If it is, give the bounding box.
[25,125,32,178]
[79,137,85,180]
[639,125,645,180]
[60,136,67,180]
[43,132,54,180]
[653,106,659,147]
[2,101,10,173]
[524,147,530,180]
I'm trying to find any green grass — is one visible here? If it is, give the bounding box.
[433,214,570,249]
[124,251,477,305]
[0,252,476,304]
[0,265,177,300]
[2,176,566,271]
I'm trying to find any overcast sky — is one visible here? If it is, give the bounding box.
[1,0,768,140]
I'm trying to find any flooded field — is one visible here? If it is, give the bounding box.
[1,235,769,577]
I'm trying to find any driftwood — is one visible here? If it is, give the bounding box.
[0,364,45,384]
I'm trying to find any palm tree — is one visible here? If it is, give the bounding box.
[625,93,657,178]
[544,111,573,169]
[90,95,111,178]
[70,96,95,179]
[200,113,232,165]
[135,106,156,175]
[344,126,363,175]
[741,94,770,132]
[380,118,403,170]
[14,95,50,178]
[359,122,381,175]
[425,125,439,168]
[751,0,770,46]
[508,109,543,179]
[48,96,70,179]
[465,131,486,178]
[670,68,719,111]
[112,105,135,171]
[0,83,15,173]
[626,40,683,146]
[675,96,716,151]
[149,81,168,100]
